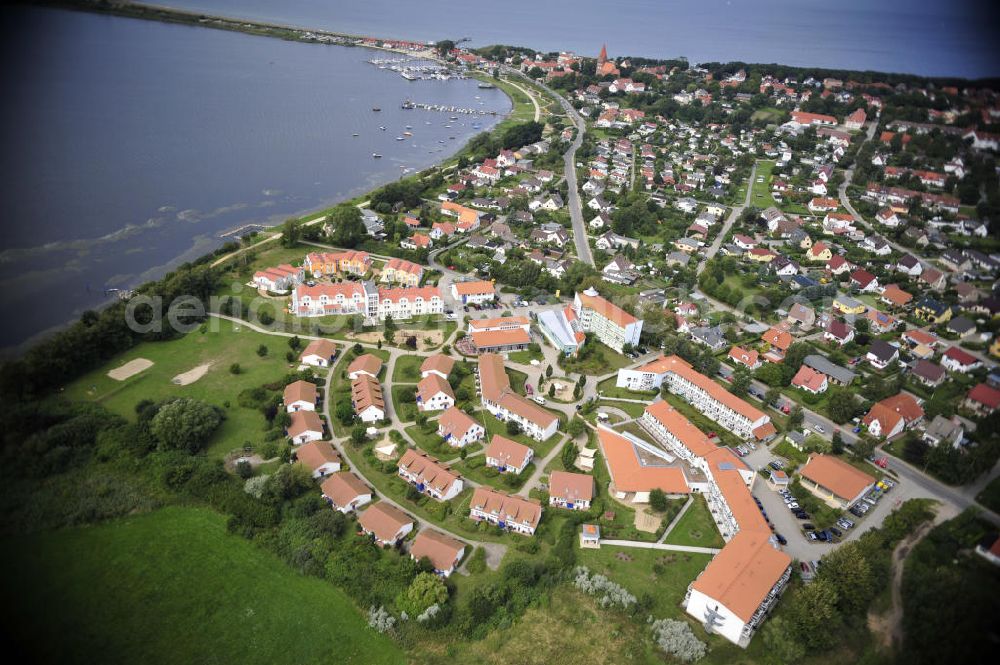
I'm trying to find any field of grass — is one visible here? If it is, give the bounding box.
[558,341,632,376]
[662,495,725,548]
[750,160,777,209]
[0,507,403,665]
[576,545,713,619]
[392,385,420,423]
[508,347,544,365]
[410,586,664,665]
[392,354,424,383]
[63,318,301,459]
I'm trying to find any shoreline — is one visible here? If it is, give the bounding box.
[2,1,522,358]
[24,0,453,63]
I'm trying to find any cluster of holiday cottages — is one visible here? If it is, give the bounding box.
[251,250,448,322]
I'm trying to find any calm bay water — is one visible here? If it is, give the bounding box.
[160,0,999,78]
[0,5,509,351]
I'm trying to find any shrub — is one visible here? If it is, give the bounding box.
[572,566,637,609]
[649,618,708,662]
[367,605,396,634]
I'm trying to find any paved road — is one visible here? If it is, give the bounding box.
[505,68,593,267]
[696,161,759,275]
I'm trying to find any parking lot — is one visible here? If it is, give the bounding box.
[743,444,906,563]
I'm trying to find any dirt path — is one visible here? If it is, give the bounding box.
[867,515,937,650]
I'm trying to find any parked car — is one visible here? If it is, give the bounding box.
[775,533,787,545]
[787,502,800,510]
[813,424,826,434]
[802,523,815,531]
[807,532,819,541]
[829,527,843,538]
[769,461,783,471]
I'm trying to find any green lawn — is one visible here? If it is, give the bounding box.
[576,545,713,619]
[596,376,658,400]
[750,160,777,209]
[558,341,632,376]
[392,354,424,383]
[457,456,533,491]
[330,347,391,435]
[508,347,544,365]
[63,318,304,459]
[662,495,725,548]
[392,385,420,423]
[0,507,403,665]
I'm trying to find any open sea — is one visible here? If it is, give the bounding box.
[0,4,509,351]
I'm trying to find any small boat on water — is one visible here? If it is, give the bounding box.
[477,82,495,89]
[372,153,382,158]
[379,126,386,130]
[405,125,412,129]
[396,136,405,141]
[450,116,458,120]
[403,131,413,136]
[352,133,359,137]
[372,107,381,111]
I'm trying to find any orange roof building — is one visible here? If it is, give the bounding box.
[420,353,455,379]
[483,434,533,474]
[862,393,924,439]
[320,471,372,513]
[469,487,542,535]
[288,410,324,444]
[409,529,466,576]
[597,426,690,495]
[294,440,342,478]
[572,286,642,353]
[283,379,318,412]
[471,327,532,352]
[477,353,559,441]
[799,454,876,507]
[618,355,772,441]
[357,502,414,545]
[397,449,464,501]
[548,470,595,510]
[351,374,385,422]
[347,353,383,379]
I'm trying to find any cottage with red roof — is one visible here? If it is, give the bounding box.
[409,530,465,577]
[416,374,455,412]
[863,394,925,439]
[728,346,761,370]
[358,503,414,546]
[824,319,855,346]
[436,406,485,448]
[484,434,534,474]
[850,269,879,293]
[963,384,1000,417]
[941,346,983,374]
[548,471,595,510]
[791,365,828,394]
[321,472,372,513]
[294,440,342,478]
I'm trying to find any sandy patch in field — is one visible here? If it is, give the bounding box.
[349,328,445,350]
[172,362,213,386]
[547,380,575,402]
[107,358,153,381]
[633,506,662,533]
